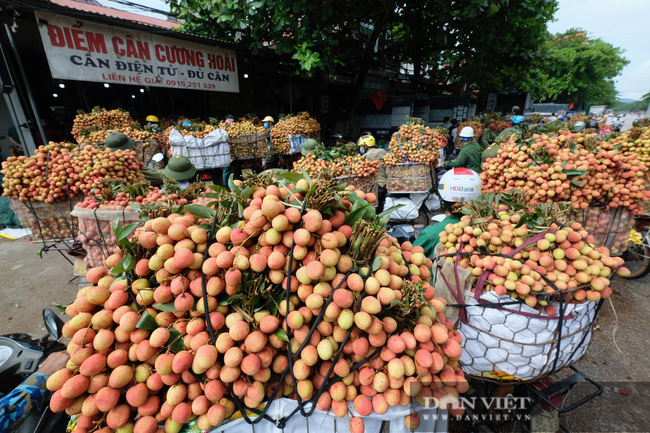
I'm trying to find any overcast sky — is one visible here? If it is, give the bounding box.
[102,0,649,101]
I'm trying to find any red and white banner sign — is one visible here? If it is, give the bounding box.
[35,11,239,93]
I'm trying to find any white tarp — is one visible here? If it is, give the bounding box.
[386,193,440,221]
[203,398,448,433]
[169,129,232,170]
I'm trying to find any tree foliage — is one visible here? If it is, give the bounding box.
[386,0,558,91]
[166,0,393,72]
[168,0,556,85]
[611,91,650,112]
[522,29,629,106]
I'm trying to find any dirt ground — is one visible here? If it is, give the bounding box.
[0,237,648,432]
[0,238,80,337]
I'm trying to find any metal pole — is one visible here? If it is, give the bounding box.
[0,35,36,155]
[4,23,48,147]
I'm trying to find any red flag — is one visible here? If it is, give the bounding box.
[371,90,387,110]
[569,103,575,110]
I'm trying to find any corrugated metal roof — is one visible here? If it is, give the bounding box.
[48,0,179,30]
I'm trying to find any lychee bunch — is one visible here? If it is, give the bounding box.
[50,177,467,432]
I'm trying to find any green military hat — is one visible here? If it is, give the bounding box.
[301,138,319,156]
[226,114,235,120]
[163,155,197,181]
[105,132,135,151]
[484,118,494,126]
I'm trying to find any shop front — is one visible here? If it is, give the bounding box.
[0,0,247,158]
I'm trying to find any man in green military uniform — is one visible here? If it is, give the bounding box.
[163,155,197,188]
[358,134,387,214]
[104,132,165,186]
[482,115,525,166]
[479,118,497,151]
[482,143,501,165]
[414,168,482,261]
[443,126,482,173]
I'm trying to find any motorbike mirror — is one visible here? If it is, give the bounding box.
[152,153,164,163]
[43,309,64,340]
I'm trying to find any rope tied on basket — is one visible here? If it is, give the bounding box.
[396,134,411,165]
[227,214,417,426]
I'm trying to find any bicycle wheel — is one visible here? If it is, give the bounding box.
[621,241,650,279]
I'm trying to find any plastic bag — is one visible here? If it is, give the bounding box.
[195,398,448,433]
[170,129,232,169]
[384,197,419,220]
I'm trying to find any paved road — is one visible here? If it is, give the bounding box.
[621,113,640,131]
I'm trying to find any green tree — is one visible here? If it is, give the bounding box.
[386,0,558,92]
[522,29,629,107]
[611,92,650,112]
[167,0,389,72]
[167,0,559,117]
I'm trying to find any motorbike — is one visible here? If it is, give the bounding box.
[611,117,624,132]
[0,309,68,433]
[461,367,603,433]
[621,214,650,279]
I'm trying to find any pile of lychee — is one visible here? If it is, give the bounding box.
[271,112,321,154]
[293,154,380,179]
[1,142,144,202]
[49,181,467,433]
[481,132,650,215]
[72,108,151,144]
[383,123,444,166]
[76,188,191,211]
[611,126,650,165]
[439,213,629,313]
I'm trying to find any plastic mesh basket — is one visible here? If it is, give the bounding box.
[9,197,82,242]
[386,163,433,192]
[229,133,269,159]
[569,206,633,255]
[71,205,141,269]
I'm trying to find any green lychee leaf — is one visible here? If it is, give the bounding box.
[275,328,290,343]
[152,302,177,312]
[112,213,120,234]
[372,256,382,272]
[51,302,68,313]
[110,254,134,275]
[280,172,303,183]
[167,328,185,353]
[116,223,139,243]
[136,312,158,330]
[218,294,244,306]
[184,204,215,220]
[239,186,254,200]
